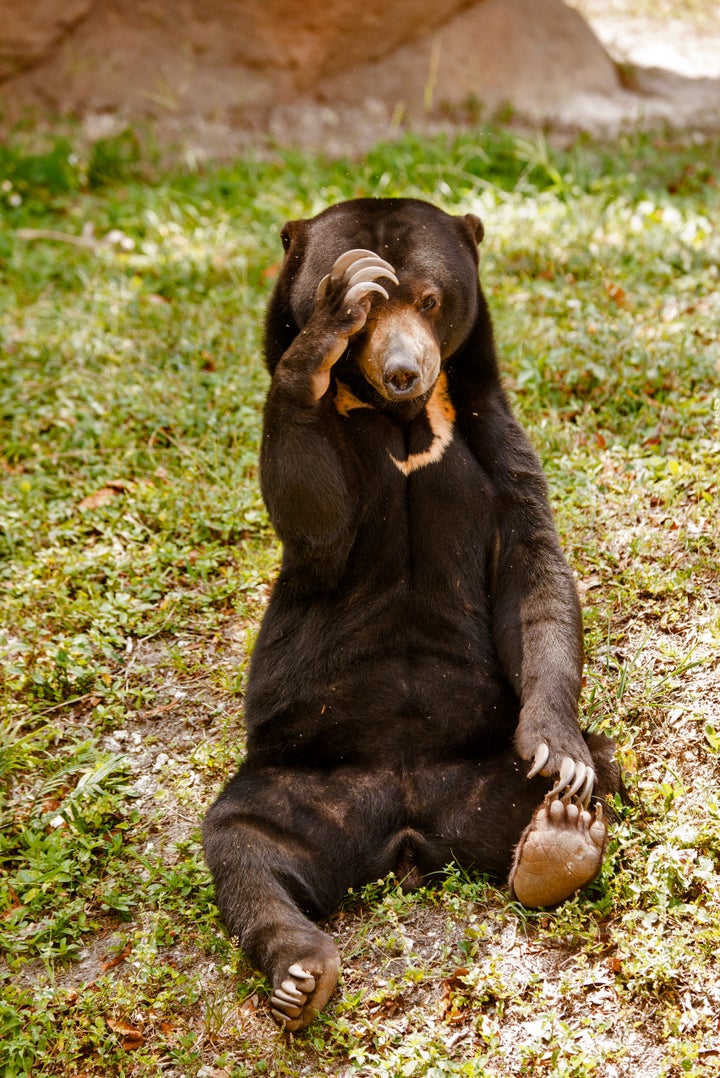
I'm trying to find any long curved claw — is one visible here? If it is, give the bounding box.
[345,281,390,305]
[528,747,597,805]
[270,963,317,1026]
[579,766,596,807]
[563,760,588,800]
[344,254,398,281]
[347,264,399,290]
[329,248,382,277]
[275,980,304,1004]
[547,755,576,799]
[271,1002,303,1020]
[527,741,550,779]
[288,963,315,989]
[316,249,398,300]
[316,273,331,300]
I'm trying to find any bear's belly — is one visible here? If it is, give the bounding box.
[245,622,518,766]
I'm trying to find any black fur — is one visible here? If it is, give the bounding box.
[203,198,618,989]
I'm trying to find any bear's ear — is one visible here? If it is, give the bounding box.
[280,218,308,254]
[460,213,485,247]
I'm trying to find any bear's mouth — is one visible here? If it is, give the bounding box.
[335,356,436,419]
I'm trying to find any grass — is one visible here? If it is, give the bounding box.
[1,123,719,1077]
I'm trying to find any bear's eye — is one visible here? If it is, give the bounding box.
[419,295,438,313]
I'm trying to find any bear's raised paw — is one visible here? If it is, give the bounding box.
[509,797,607,908]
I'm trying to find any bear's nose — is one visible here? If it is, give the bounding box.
[384,359,421,397]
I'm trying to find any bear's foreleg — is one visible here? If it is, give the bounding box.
[491,526,594,800]
[259,249,396,565]
[453,388,600,803]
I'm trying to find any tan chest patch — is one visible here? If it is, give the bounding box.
[333,373,456,475]
[333,381,374,417]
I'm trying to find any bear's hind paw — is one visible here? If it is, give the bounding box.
[270,952,340,1032]
[509,798,607,909]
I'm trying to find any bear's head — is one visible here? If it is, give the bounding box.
[265,198,490,414]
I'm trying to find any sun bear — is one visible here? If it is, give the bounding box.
[202,197,620,1032]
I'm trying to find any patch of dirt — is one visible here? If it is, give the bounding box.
[215,899,690,1077]
[102,629,252,826]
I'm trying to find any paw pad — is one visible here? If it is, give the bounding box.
[509,799,607,908]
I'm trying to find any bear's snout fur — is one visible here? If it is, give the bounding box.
[354,303,441,402]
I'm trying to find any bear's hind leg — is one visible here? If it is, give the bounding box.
[203,765,401,1030]
[203,812,342,1030]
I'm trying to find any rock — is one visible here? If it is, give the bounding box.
[0,0,616,125]
[322,0,621,121]
[0,0,472,115]
[222,0,471,82]
[0,0,92,81]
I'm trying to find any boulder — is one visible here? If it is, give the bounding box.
[0,0,92,81]
[322,0,621,120]
[0,0,619,131]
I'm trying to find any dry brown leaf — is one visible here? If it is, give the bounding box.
[100,945,132,973]
[367,995,406,1018]
[107,1017,145,1049]
[440,967,471,1023]
[145,700,181,719]
[443,967,470,990]
[238,992,260,1014]
[78,486,122,511]
[2,887,23,918]
[1,456,25,475]
[605,280,628,307]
